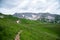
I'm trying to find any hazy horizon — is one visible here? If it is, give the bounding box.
[0,0,60,15]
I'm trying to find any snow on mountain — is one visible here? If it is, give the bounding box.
[13,13,56,20]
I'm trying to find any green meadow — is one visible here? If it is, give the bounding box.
[0,15,60,40]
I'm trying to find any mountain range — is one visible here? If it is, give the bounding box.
[13,13,60,23]
[13,13,57,20]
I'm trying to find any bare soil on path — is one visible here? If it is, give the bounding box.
[15,30,23,40]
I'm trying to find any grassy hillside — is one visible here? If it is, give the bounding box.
[0,15,60,40]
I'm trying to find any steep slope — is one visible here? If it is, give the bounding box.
[13,13,56,20]
[13,13,60,23]
[0,14,60,40]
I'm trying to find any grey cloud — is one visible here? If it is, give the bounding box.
[0,0,60,15]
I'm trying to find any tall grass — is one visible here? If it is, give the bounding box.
[0,15,60,40]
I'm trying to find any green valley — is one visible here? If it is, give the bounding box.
[0,14,60,40]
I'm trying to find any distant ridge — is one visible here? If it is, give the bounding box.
[13,13,56,20]
[13,13,60,23]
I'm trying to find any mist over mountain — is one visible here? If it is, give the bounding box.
[13,13,56,20]
[13,13,60,23]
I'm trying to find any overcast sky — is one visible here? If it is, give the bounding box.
[0,0,60,15]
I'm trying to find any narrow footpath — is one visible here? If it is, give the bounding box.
[15,30,23,40]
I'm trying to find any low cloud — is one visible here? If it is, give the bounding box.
[0,0,60,15]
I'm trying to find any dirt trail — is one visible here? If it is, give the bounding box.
[15,30,23,40]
